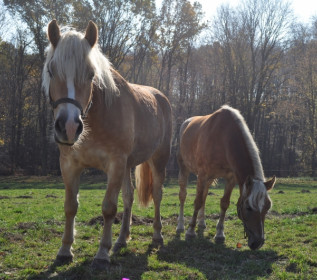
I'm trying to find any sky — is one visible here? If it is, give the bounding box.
[156,0,317,24]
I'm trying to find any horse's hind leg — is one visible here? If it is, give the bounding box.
[176,163,189,234]
[113,167,134,253]
[149,156,168,247]
[56,159,82,265]
[186,175,209,239]
[197,179,214,230]
[214,175,235,243]
[92,157,126,269]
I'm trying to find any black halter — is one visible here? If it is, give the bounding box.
[49,95,92,119]
[237,201,249,239]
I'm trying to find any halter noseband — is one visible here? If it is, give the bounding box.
[49,96,92,119]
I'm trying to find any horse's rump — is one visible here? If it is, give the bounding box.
[133,87,172,208]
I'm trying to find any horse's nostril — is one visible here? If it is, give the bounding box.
[55,118,66,134]
[76,121,83,136]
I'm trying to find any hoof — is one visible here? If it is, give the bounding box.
[185,232,196,241]
[197,227,205,237]
[198,223,206,230]
[112,242,127,254]
[176,227,184,234]
[152,237,164,248]
[214,235,225,244]
[54,255,73,266]
[91,258,110,271]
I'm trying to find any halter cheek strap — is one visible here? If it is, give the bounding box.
[237,202,249,239]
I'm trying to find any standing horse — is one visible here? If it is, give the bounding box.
[176,105,275,250]
[42,20,172,268]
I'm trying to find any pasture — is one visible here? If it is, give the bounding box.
[0,176,316,279]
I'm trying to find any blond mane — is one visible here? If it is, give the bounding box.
[222,105,265,181]
[42,26,118,105]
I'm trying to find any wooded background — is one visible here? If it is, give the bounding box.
[0,0,316,177]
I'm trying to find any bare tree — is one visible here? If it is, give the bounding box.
[156,0,206,96]
[211,0,292,133]
[72,0,156,70]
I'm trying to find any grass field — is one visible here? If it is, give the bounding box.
[0,176,317,279]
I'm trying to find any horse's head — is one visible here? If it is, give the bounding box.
[237,175,276,250]
[43,20,99,146]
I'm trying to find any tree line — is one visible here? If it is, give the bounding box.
[0,0,316,177]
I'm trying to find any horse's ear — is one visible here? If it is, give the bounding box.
[264,176,276,191]
[48,19,60,48]
[85,21,98,47]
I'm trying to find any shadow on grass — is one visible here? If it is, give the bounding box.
[157,234,279,280]
[26,235,279,280]
[26,246,153,280]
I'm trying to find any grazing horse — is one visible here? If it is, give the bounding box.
[42,20,172,268]
[176,105,275,250]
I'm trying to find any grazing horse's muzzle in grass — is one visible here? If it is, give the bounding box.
[242,220,265,250]
[248,235,265,250]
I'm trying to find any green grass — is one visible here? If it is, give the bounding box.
[0,176,317,279]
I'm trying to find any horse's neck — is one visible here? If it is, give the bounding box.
[228,134,257,187]
[111,68,130,89]
[235,156,255,187]
[88,76,132,126]
[91,70,129,108]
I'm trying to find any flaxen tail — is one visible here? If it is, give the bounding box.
[135,162,153,207]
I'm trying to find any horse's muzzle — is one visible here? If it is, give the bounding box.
[54,114,83,145]
[248,236,265,250]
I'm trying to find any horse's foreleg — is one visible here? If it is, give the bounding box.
[186,176,207,239]
[113,168,134,253]
[92,158,126,269]
[56,160,82,265]
[214,176,235,243]
[176,168,189,234]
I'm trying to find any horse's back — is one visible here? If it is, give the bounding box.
[178,115,210,174]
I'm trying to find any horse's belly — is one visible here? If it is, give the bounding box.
[182,148,230,178]
[128,137,161,167]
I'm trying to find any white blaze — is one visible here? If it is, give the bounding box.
[67,77,75,99]
[65,77,80,142]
